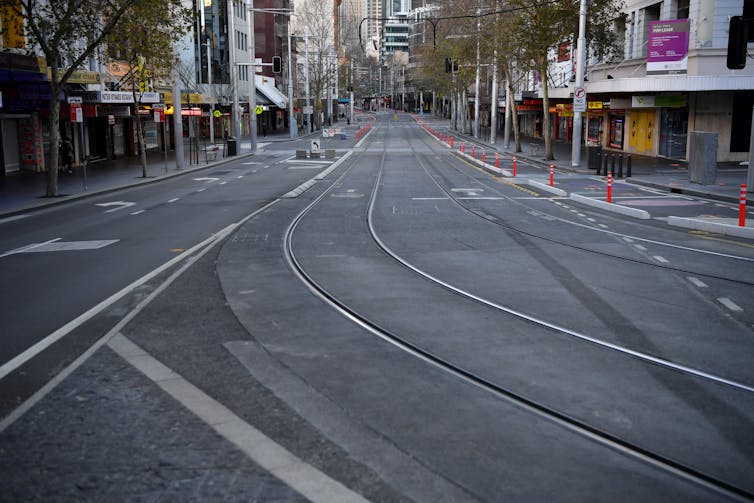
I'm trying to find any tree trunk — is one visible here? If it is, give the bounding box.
[136,112,148,177]
[504,65,521,153]
[47,68,61,197]
[539,58,554,160]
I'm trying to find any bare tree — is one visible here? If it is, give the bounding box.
[106,0,190,177]
[295,0,336,129]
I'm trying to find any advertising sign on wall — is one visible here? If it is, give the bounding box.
[647,19,690,75]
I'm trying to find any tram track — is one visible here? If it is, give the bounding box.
[416,125,754,286]
[282,121,754,500]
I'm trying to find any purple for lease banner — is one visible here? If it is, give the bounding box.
[647,19,690,75]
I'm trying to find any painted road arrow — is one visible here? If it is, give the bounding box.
[96,201,136,213]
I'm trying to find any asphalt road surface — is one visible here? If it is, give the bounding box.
[2,112,754,501]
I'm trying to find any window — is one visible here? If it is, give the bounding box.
[676,0,689,19]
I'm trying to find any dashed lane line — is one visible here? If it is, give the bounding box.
[653,255,669,263]
[168,198,180,203]
[687,277,708,288]
[718,297,743,312]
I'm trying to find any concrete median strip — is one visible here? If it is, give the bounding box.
[667,216,754,239]
[570,193,651,219]
[527,180,568,197]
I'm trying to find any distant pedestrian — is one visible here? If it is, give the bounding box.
[60,138,73,173]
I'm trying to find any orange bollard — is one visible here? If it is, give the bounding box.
[549,164,554,187]
[472,145,476,158]
[513,156,517,176]
[495,151,499,168]
[482,150,486,163]
[739,184,747,227]
[607,172,613,203]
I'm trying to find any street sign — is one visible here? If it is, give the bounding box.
[153,104,165,123]
[255,105,263,115]
[213,109,222,118]
[310,139,321,154]
[573,86,587,113]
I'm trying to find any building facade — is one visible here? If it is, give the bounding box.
[546,0,754,163]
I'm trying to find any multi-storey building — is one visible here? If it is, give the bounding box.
[547,0,754,163]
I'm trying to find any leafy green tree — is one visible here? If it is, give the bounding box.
[507,0,624,159]
[106,0,190,177]
[0,0,143,196]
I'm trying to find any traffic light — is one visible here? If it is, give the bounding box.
[272,56,282,73]
[727,16,749,69]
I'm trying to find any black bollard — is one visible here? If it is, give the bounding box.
[601,152,608,176]
[618,154,624,178]
[610,153,616,176]
[595,149,602,172]
[626,154,632,177]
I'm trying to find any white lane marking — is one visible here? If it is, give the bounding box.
[96,201,135,213]
[687,277,708,288]
[8,240,119,254]
[237,175,244,179]
[0,238,61,259]
[130,210,145,215]
[457,197,505,200]
[587,218,596,222]
[634,244,647,251]
[412,197,448,201]
[196,188,206,192]
[0,214,31,224]
[653,255,669,263]
[718,297,743,312]
[194,177,220,182]
[243,161,261,165]
[622,237,634,243]
[598,224,608,228]
[219,181,228,185]
[167,198,180,203]
[108,335,368,503]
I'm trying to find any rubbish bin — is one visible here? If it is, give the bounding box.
[227,137,237,156]
[587,145,602,170]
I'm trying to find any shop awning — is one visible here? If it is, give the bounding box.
[255,75,287,109]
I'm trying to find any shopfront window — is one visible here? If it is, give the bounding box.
[587,116,602,145]
[659,108,688,159]
[609,114,624,149]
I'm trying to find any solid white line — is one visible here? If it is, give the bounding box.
[0,238,61,259]
[653,255,669,263]
[718,297,743,312]
[108,334,367,503]
[168,198,180,203]
[0,214,31,225]
[411,197,448,201]
[687,277,708,288]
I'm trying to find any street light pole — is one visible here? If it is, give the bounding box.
[305,29,311,134]
[228,0,240,143]
[571,0,587,167]
[474,10,481,139]
[288,23,295,138]
[246,0,257,153]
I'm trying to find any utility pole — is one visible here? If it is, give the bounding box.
[288,22,295,138]
[571,0,587,167]
[228,0,240,143]
[305,29,311,134]
[474,9,481,139]
[246,0,257,153]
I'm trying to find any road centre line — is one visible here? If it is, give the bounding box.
[687,277,708,288]
[718,297,743,312]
